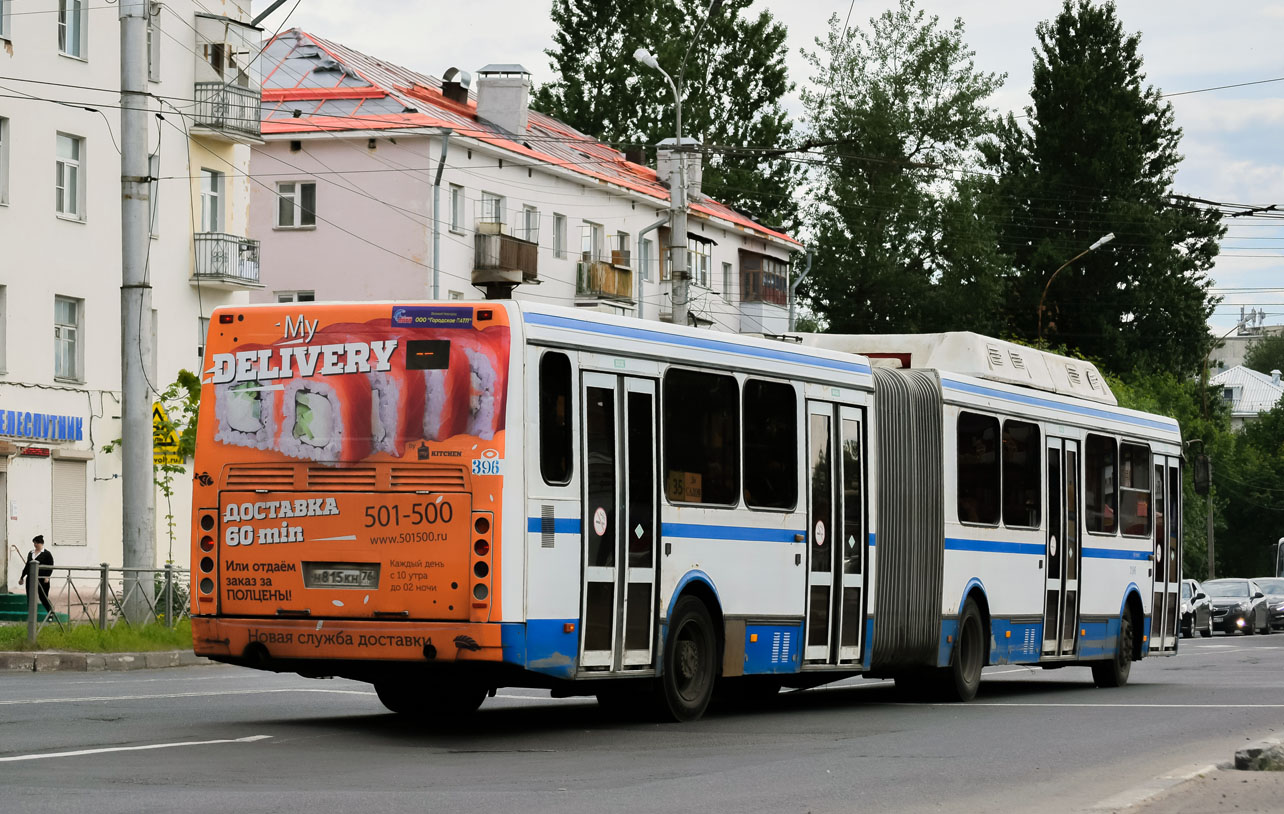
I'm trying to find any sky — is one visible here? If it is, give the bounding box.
[250,1,1284,334]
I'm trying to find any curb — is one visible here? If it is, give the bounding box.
[0,650,212,672]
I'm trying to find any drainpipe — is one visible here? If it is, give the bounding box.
[789,248,813,332]
[637,216,668,321]
[431,131,452,299]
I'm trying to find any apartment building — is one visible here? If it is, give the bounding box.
[248,30,800,333]
[0,0,262,587]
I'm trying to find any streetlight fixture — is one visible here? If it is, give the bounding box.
[634,0,723,328]
[1036,232,1115,341]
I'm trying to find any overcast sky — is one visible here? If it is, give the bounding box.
[251,1,1284,333]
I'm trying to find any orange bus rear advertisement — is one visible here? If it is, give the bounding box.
[190,303,510,671]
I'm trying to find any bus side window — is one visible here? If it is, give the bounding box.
[539,351,573,485]
[742,379,797,510]
[1002,420,1040,528]
[1119,442,1152,536]
[1085,434,1118,534]
[663,368,739,506]
[957,411,1000,525]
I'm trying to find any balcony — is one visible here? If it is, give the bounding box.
[473,231,538,285]
[577,260,633,302]
[192,83,262,142]
[192,233,263,289]
[740,269,788,306]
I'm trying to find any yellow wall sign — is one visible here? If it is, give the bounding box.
[152,403,183,466]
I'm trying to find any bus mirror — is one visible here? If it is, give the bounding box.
[1193,454,1210,496]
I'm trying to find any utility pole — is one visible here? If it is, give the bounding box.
[120,0,155,623]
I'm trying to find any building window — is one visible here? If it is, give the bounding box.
[449,184,464,231]
[197,316,209,359]
[0,116,8,205]
[0,0,11,40]
[1001,420,1041,528]
[147,10,160,81]
[687,237,711,287]
[581,222,603,262]
[52,459,88,546]
[742,379,796,510]
[448,290,464,300]
[1085,434,1118,534]
[479,191,504,226]
[148,152,160,237]
[957,411,1000,524]
[54,296,82,381]
[276,181,316,228]
[199,169,223,232]
[59,0,86,58]
[722,262,732,301]
[539,351,573,485]
[741,252,789,305]
[612,232,630,268]
[521,205,539,243]
[55,134,83,218]
[663,368,739,505]
[0,285,7,373]
[640,238,652,282]
[276,291,316,303]
[553,213,566,258]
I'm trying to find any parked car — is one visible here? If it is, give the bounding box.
[1180,578,1213,638]
[1204,578,1272,635]
[1253,577,1284,631]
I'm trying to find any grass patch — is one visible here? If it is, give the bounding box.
[0,620,192,652]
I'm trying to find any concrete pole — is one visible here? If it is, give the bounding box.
[1206,487,1215,581]
[120,0,155,623]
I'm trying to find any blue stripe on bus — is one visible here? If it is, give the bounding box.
[942,378,1180,433]
[524,312,872,376]
[945,538,1045,556]
[526,517,582,534]
[1084,547,1152,561]
[661,523,805,543]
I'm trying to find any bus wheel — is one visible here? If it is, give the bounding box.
[655,596,717,722]
[375,678,487,720]
[942,598,984,702]
[1092,606,1134,688]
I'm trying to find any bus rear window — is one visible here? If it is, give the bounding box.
[539,351,572,485]
[664,369,738,505]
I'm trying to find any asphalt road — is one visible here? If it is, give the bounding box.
[2,634,1283,814]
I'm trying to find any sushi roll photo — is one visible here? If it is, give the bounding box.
[278,367,374,464]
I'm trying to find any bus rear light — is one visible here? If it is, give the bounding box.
[474,516,490,535]
[200,536,214,552]
[199,557,214,574]
[474,539,489,556]
[473,584,488,601]
[199,514,215,532]
[473,562,489,578]
[199,578,215,594]
[563,622,575,633]
[472,602,488,609]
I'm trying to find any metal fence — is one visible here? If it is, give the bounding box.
[19,561,190,644]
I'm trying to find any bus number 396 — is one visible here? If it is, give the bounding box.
[363,502,454,528]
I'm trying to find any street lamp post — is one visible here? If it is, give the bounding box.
[1197,315,1252,580]
[1036,232,1115,341]
[635,0,722,328]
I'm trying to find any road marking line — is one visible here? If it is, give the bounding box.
[0,688,374,706]
[909,702,1284,708]
[0,735,272,763]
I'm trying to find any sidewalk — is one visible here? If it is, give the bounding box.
[1125,767,1284,813]
[0,650,211,672]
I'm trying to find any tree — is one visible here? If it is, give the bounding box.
[798,0,1009,334]
[1244,333,1284,376]
[532,0,801,230]
[984,0,1223,376]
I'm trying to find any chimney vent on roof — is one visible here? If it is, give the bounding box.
[441,67,472,105]
[475,64,531,135]
[1273,369,1281,386]
[625,146,645,166]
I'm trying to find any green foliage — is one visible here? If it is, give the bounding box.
[1243,334,1284,376]
[983,0,1222,377]
[0,620,192,653]
[798,0,1009,334]
[533,0,802,230]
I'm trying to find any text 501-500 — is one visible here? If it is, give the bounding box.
[364,502,455,528]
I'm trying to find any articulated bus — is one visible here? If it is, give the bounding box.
[191,302,1182,721]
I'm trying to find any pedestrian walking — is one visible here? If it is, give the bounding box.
[19,534,55,620]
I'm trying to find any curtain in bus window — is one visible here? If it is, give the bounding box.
[1119,443,1152,536]
[1085,435,1117,534]
[662,369,739,505]
[743,379,797,510]
[1002,420,1041,528]
[957,412,1000,524]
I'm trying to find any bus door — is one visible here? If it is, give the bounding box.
[1150,457,1181,652]
[804,402,866,665]
[1044,437,1081,657]
[579,373,658,672]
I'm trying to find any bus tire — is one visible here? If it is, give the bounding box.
[1092,606,1134,688]
[375,677,487,720]
[942,598,985,702]
[654,596,717,722]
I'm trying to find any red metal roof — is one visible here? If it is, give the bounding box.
[256,29,801,248]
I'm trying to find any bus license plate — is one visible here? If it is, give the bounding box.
[302,562,381,589]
